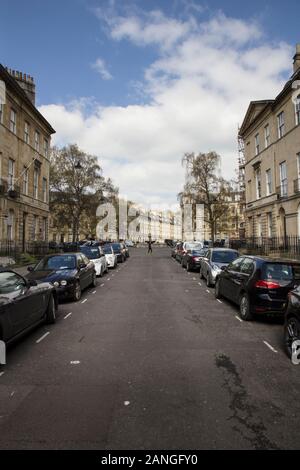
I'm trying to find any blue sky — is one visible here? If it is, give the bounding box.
[1,0,299,207]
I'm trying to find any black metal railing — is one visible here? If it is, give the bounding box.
[276,180,288,198]
[229,236,300,259]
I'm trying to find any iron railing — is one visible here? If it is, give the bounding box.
[229,236,300,259]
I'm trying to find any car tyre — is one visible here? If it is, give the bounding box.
[186,262,191,272]
[284,316,300,358]
[73,281,82,302]
[200,267,204,279]
[91,272,97,287]
[99,266,103,278]
[46,294,56,324]
[239,293,253,321]
[206,272,212,287]
[215,278,222,299]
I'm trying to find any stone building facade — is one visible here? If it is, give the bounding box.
[239,45,300,238]
[0,65,55,250]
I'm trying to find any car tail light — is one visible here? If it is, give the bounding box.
[255,280,281,289]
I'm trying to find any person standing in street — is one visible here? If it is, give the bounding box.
[147,240,154,254]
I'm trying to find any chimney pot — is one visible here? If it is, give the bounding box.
[293,43,300,73]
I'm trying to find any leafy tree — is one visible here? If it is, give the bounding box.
[50,144,118,241]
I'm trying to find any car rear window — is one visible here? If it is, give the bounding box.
[262,263,300,281]
[211,251,238,263]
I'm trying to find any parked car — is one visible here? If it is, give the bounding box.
[284,286,300,358]
[181,247,208,272]
[80,245,108,277]
[102,244,118,269]
[26,253,97,302]
[215,256,300,321]
[200,248,239,287]
[175,242,184,262]
[171,242,180,258]
[110,243,126,263]
[125,240,135,247]
[0,269,58,344]
[121,242,130,258]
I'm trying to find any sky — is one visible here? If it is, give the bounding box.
[1,0,299,209]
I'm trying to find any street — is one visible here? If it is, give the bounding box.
[0,247,299,450]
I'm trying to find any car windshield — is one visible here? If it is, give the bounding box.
[35,255,76,271]
[103,245,113,254]
[263,263,296,281]
[211,251,238,263]
[111,243,121,252]
[80,247,100,259]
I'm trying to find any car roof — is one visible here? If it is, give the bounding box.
[210,248,238,252]
[242,255,300,264]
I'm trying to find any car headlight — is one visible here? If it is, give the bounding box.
[53,281,60,287]
[60,280,67,286]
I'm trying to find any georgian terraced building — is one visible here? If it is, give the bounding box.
[239,44,300,239]
[0,65,55,250]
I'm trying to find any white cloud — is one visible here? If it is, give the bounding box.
[39,7,294,208]
[91,57,113,80]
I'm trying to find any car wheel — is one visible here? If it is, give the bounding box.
[200,267,204,279]
[186,262,191,272]
[239,293,253,321]
[91,272,97,287]
[181,258,184,268]
[215,278,222,299]
[99,266,103,278]
[46,294,56,324]
[73,281,82,302]
[285,316,300,358]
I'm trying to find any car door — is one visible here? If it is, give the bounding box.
[0,272,40,337]
[221,257,245,302]
[232,258,255,304]
[83,254,94,286]
[77,254,89,289]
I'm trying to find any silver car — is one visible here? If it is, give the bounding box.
[200,248,239,287]
[102,244,118,269]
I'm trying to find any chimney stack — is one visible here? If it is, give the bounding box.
[293,44,300,73]
[5,67,36,105]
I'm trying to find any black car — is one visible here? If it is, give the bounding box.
[121,242,130,258]
[215,256,300,321]
[284,287,300,358]
[110,243,126,263]
[181,247,207,272]
[27,253,97,302]
[0,270,57,345]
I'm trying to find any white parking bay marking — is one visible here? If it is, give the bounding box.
[107,278,111,281]
[217,299,222,304]
[100,284,104,287]
[206,289,210,294]
[70,361,81,365]
[92,291,96,294]
[36,332,50,344]
[198,282,202,287]
[64,312,72,320]
[235,316,243,323]
[81,299,87,304]
[193,277,196,280]
[263,341,278,353]
[0,372,4,377]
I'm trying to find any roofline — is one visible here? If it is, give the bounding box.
[239,68,300,137]
[0,64,56,135]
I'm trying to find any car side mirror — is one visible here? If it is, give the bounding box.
[220,266,227,271]
[27,279,37,287]
[27,266,34,272]
[79,263,87,269]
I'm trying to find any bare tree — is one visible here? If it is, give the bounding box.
[180,151,232,242]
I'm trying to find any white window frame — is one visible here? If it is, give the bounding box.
[277,111,285,139]
[8,158,15,189]
[34,130,40,152]
[255,168,261,199]
[10,109,16,134]
[24,121,30,144]
[33,168,39,199]
[279,161,288,197]
[267,212,273,237]
[255,133,260,155]
[265,169,272,196]
[42,177,47,203]
[264,124,270,148]
[23,166,28,195]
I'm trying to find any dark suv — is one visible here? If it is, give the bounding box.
[215,256,300,321]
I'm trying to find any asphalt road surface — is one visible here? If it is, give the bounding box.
[0,247,300,450]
